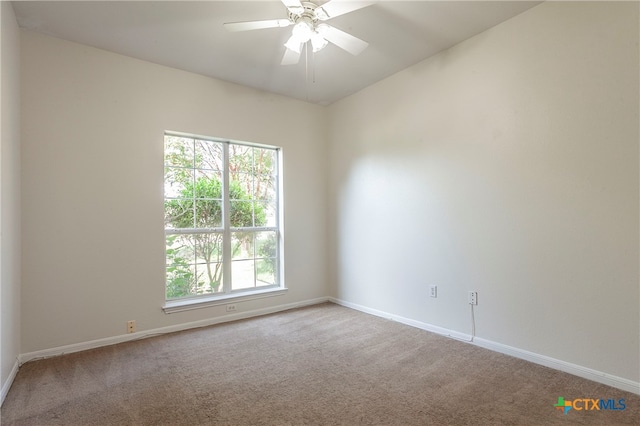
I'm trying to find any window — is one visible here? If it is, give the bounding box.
[164,133,283,309]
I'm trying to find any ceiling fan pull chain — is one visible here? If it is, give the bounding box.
[305,42,309,101]
[311,42,316,84]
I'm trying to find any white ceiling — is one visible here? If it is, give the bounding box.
[12,1,541,106]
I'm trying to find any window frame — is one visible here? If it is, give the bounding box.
[162,131,286,313]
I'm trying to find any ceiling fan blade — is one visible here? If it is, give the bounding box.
[281,0,304,14]
[281,47,302,65]
[317,1,375,20]
[321,25,368,56]
[281,0,302,8]
[223,19,291,32]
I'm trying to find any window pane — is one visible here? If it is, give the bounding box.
[164,136,194,168]
[194,139,223,171]
[231,259,255,290]
[165,198,194,229]
[194,199,222,228]
[164,167,193,199]
[194,233,224,293]
[167,263,197,299]
[229,144,252,177]
[166,234,194,264]
[194,262,223,294]
[194,233,223,264]
[166,234,196,299]
[254,175,276,202]
[256,232,277,286]
[230,200,253,227]
[253,148,277,176]
[230,173,254,200]
[256,231,277,258]
[256,259,276,285]
[232,232,254,260]
[194,170,222,198]
[257,200,276,227]
[253,202,267,227]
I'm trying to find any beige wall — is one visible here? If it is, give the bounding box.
[1,1,22,401]
[20,30,328,353]
[327,1,639,382]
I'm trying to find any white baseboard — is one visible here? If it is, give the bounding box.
[331,297,474,341]
[472,337,640,395]
[19,296,331,365]
[1,358,20,405]
[329,297,640,396]
[15,296,640,396]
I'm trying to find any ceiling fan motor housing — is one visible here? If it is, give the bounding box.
[288,2,330,28]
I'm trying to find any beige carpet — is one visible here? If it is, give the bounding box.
[1,303,638,425]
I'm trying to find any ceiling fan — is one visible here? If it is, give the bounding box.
[223,0,373,65]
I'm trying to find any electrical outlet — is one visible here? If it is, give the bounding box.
[127,320,136,333]
[468,291,478,305]
[429,285,437,298]
[226,304,237,312]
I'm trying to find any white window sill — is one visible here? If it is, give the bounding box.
[163,287,288,314]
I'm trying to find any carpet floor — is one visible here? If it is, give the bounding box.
[1,302,638,425]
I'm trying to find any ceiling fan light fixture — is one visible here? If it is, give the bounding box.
[284,35,303,53]
[310,31,328,52]
[292,20,314,43]
[316,23,329,36]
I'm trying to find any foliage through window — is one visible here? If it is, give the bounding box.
[164,134,281,300]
